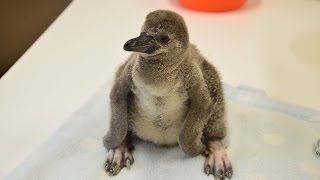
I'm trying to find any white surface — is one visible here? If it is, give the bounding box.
[0,0,320,177]
[4,83,320,180]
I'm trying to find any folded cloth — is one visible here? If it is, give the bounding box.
[5,81,320,180]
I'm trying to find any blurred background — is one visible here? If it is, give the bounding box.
[0,0,72,78]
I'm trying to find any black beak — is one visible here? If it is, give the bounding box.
[123,33,159,54]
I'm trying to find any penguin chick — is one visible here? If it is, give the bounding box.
[103,10,232,179]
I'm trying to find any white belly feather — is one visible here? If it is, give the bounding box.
[131,77,188,145]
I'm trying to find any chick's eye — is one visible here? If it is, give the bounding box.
[159,35,170,44]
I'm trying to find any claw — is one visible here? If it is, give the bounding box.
[109,164,121,176]
[126,159,131,168]
[108,167,114,176]
[105,160,111,171]
[225,168,233,178]
[108,162,116,176]
[108,172,115,176]
[204,165,211,176]
[214,169,225,180]
[110,165,114,173]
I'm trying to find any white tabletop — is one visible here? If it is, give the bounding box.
[1,0,320,177]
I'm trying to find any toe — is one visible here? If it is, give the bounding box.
[204,153,214,175]
[125,159,132,168]
[108,163,115,175]
[213,154,225,173]
[109,162,121,176]
[225,167,233,178]
[105,149,115,172]
[214,169,225,180]
[105,160,112,172]
[109,148,124,176]
[124,151,134,168]
[204,165,211,176]
[222,155,233,178]
[107,148,125,176]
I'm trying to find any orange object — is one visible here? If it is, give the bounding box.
[179,0,246,12]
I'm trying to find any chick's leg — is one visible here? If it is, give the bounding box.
[204,140,233,180]
[104,139,134,176]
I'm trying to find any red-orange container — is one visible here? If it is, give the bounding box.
[179,0,246,12]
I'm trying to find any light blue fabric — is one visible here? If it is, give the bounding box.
[5,82,320,180]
